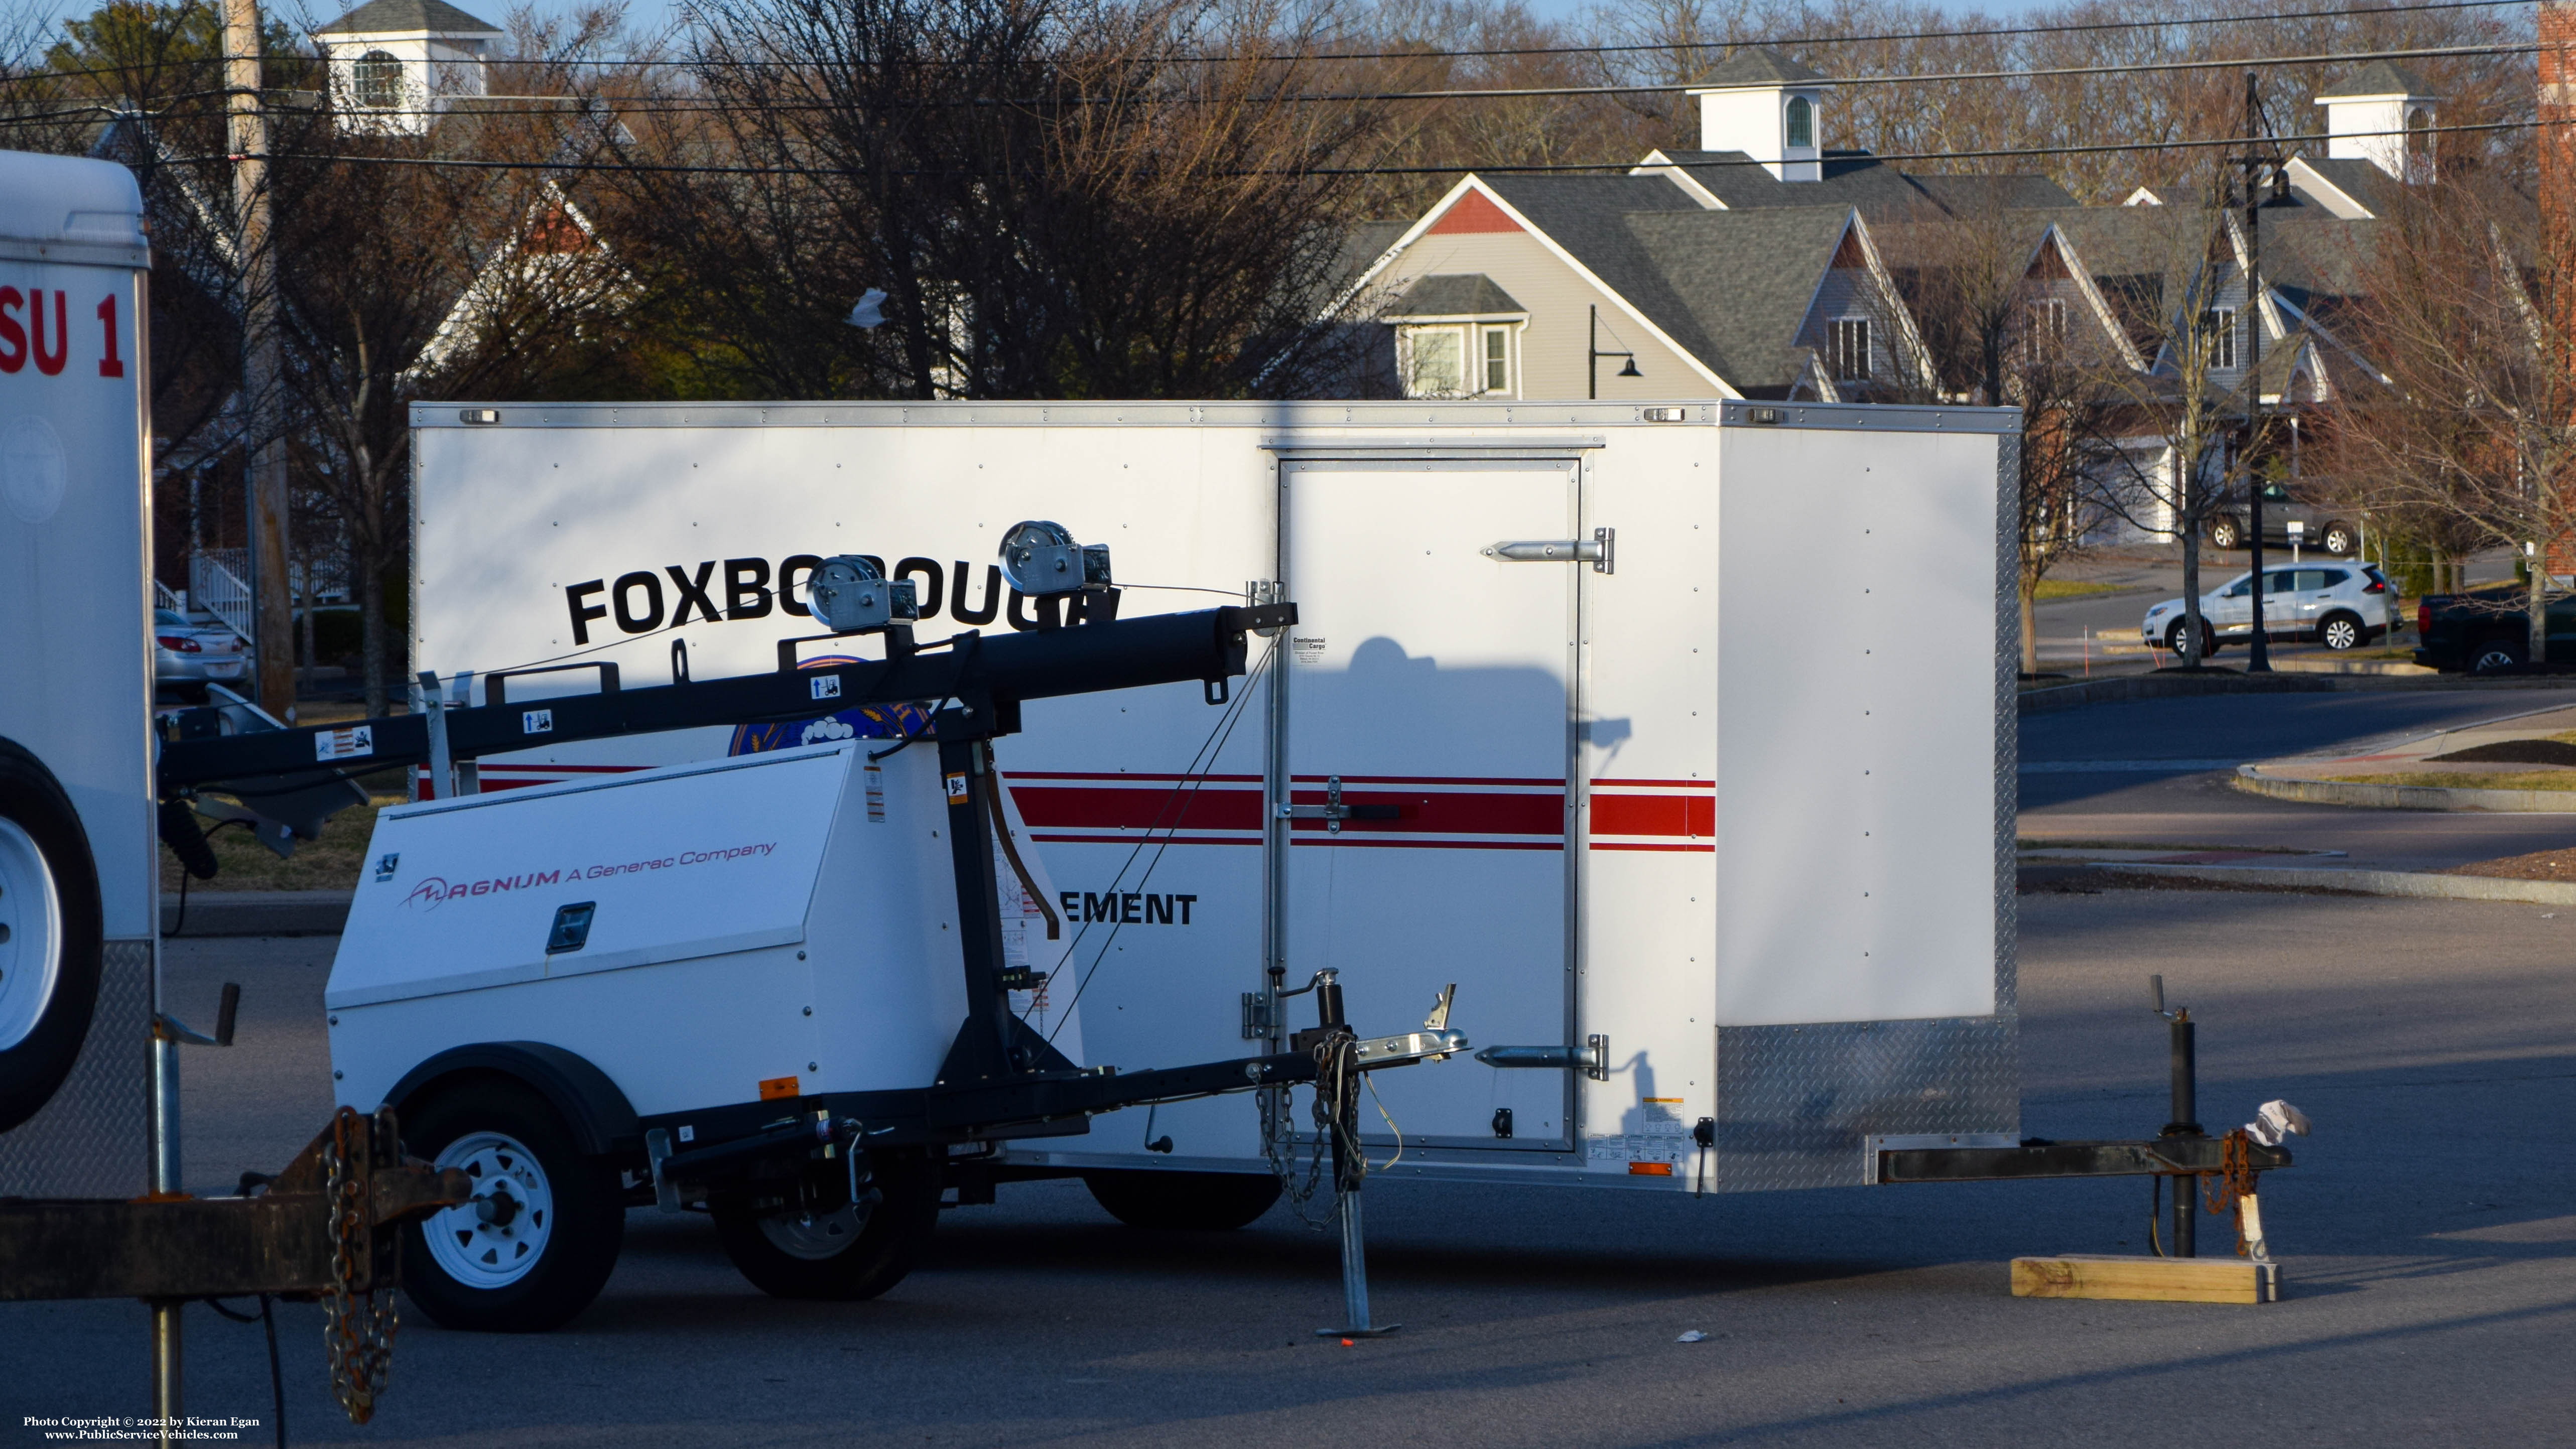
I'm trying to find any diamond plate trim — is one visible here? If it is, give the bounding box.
[1714,1016,2019,1192]
[0,938,150,1198]
[1995,429,2021,1020]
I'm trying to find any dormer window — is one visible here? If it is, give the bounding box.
[1785,96,1815,149]
[1382,273,1528,400]
[354,50,401,108]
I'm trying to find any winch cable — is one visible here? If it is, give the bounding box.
[1040,636,1277,1045]
[982,740,1061,941]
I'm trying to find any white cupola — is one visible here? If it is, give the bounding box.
[1688,48,1828,182]
[315,0,504,137]
[2315,60,2439,183]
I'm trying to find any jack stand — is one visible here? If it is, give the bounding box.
[2150,975,2201,1258]
[1303,970,1396,1339]
[1322,1184,1396,1339]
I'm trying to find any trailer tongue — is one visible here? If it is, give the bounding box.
[153,551,1463,1334]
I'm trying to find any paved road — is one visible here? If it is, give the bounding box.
[2018,689,2576,870]
[6,904,2570,1447]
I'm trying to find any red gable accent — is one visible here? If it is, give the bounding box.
[1428,189,1522,235]
[1829,226,1867,269]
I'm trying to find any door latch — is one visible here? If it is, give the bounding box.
[1276,775,1401,835]
[1480,526,1614,574]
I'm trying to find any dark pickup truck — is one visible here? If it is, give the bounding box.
[2414,586,2574,673]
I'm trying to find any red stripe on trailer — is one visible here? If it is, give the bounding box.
[1589,841,1716,853]
[1281,784,1563,839]
[1589,792,1713,840]
[1027,834,1260,847]
[1007,783,1263,833]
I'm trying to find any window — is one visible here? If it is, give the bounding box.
[1785,95,1815,149]
[2294,569,2332,592]
[1483,326,1510,393]
[353,49,402,109]
[1830,317,1870,381]
[2265,569,2296,594]
[2317,569,2352,589]
[1403,327,1464,397]
[2025,298,2067,360]
[2202,308,2238,370]
[2223,577,2252,598]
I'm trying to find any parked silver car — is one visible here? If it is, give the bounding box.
[154,607,248,688]
[2140,563,2398,655]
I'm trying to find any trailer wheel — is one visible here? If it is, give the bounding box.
[1082,1170,1282,1231]
[399,1079,626,1332]
[0,739,103,1135]
[712,1149,940,1301]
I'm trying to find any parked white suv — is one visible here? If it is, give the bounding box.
[2140,563,2397,656]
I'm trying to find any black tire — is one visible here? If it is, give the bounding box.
[2320,522,2357,556]
[2164,619,2218,660]
[712,1149,940,1301]
[398,1078,626,1333]
[1082,1169,1282,1231]
[2317,612,2366,651]
[0,738,104,1135]
[2209,516,2243,550]
[2471,637,2528,675]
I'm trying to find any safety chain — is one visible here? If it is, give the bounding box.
[322,1107,398,1424]
[1259,1036,1366,1229]
[2200,1128,2261,1258]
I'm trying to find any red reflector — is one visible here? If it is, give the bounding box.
[1627,1161,1673,1176]
[157,635,201,652]
[2417,603,2431,634]
[2364,580,2386,593]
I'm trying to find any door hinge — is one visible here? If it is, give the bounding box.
[1481,526,1614,574]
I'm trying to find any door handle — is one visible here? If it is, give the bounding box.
[1276,775,1401,834]
[1482,527,1614,574]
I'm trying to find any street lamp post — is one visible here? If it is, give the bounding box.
[1589,305,1640,401]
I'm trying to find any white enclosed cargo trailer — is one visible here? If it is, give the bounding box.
[387,399,2021,1201]
[0,152,156,1190]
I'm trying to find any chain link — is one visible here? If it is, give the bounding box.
[322,1107,398,1424]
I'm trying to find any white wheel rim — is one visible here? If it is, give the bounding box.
[424,1131,555,1288]
[0,818,63,1053]
[2326,620,2357,648]
[757,1201,870,1261]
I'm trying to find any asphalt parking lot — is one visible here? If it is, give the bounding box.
[5,887,2570,1447]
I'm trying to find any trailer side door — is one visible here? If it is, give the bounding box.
[1275,456,1581,1150]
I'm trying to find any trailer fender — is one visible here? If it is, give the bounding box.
[382,1042,642,1159]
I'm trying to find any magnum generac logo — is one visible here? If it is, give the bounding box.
[563,556,1074,643]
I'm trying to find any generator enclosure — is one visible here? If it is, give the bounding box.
[0,151,156,1193]
[398,400,2019,1193]
[328,740,1081,1123]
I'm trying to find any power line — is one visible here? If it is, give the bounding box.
[176,113,2573,181]
[3,0,2534,87]
[28,36,2541,120]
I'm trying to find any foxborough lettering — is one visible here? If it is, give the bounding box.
[564,556,1043,645]
[1058,890,1198,926]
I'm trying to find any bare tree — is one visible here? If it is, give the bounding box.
[2081,184,2255,667]
[2325,165,2574,662]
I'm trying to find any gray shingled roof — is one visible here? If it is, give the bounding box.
[1475,172,1859,391]
[1385,274,1526,318]
[1653,149,2072,217]
[317,0,501,36]
[2317,60,2432,99]
[2286,156,2396,217]
[1695,48,1827,87]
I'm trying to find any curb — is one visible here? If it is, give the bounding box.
[2271,658,2438,677]
[2230,765,2576,814]
[161,889,353,938]
[2089,861,2576,905]
[2018,672,2576,714]
[2018,674,2331,715]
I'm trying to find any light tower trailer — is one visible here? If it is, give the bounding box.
[368,400,2291,1265]
[159,594,1471,1331]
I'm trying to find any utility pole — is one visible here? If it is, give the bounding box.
[2243,71,2271,674]
[227,0,294,721]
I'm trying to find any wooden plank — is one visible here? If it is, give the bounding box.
[2011,1255,2279,1304]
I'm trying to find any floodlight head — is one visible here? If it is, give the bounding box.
[998,520,1113,597]
[807,555,919,633]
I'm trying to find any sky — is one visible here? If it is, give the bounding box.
[13,0,2064,61]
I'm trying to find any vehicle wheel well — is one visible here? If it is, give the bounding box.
[383,1042,641,1159]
